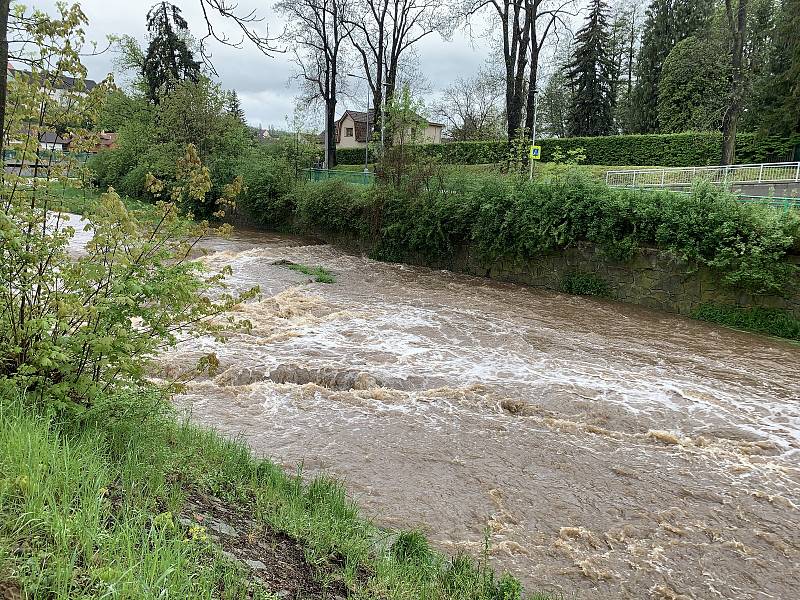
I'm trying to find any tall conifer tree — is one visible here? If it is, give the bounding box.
[142,2,202,104]
[755,0,800,135]
[566,0,615,136]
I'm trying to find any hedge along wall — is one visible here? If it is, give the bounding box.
[335,132,800,166]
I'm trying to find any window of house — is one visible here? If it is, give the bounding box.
[345,127,354,137]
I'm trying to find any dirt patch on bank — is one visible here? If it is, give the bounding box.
[180,488,350,599]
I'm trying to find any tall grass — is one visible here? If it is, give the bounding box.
[0,390,545,598]
[692,304,800,341]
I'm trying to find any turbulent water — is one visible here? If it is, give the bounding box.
[69,215,800,599]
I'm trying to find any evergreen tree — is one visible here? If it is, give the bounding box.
[142,2,202,104]
[227,90,247,125]
[630,0,713,133]
[565,0,616,137]
[753,0,800,135]
[539,70,571,137]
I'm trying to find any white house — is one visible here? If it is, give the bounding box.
[332,109,444,148]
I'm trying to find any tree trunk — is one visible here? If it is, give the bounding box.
[326,99,337,168]
[721,0,747,165]
[524,27,539,136]
[0,0,10,151]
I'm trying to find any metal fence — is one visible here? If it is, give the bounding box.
[305,168,375,186]
[605,162,800,188]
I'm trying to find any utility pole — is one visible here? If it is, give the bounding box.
[529,88,539,181]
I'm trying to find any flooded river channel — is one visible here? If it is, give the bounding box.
[155,226,799,599]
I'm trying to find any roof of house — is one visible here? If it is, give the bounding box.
[39,131,71,145]
[8,65,98,92]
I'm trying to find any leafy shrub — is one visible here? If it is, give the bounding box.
[560,272,612,297]
[292,179,372,237]
[0,184,254,413]
[235,147,297,225]
[692,304,800,340]
[269,170,799,296]
[371,175,481,262]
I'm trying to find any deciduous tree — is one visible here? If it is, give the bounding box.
[276,0,354,168]
[432,69,504,140]
[345,0,444,141]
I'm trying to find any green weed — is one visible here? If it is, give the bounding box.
[560,272,613,298]
[285,263,336,283]
[692,304,800,341]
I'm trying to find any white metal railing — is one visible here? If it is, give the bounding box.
[605,162,800,188]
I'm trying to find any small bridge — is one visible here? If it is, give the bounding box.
[605,162,800,207]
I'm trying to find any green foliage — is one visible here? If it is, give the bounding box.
[380,85,433,189]
[560,272,613,297]
[539,71,570,138]
[0,187,253,411]
[235,146,297,225]
[284,263,336,283]
[630,0,714,133]
[142,2,202,103]
[750,0,800,136]
[566,0,616,137]
[335,132,800,167]
[291,179,371,237]
[657,36,730,133]
[272,171,799,297]
[692,304,800,340]
[88,78,252,216]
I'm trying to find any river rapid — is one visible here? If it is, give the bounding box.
[139,224,799,599]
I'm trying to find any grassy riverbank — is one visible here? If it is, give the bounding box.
[0,389,542,599]
[2,177,543,598]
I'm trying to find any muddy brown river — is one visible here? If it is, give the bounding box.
[144,226,800,600]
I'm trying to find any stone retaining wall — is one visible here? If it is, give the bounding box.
[397,242,800,318]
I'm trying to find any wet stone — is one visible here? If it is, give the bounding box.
[245,559,268,571]
[209,520,238,537]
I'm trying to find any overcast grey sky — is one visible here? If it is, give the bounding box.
[30,0,503,129]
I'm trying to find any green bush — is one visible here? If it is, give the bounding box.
[0,187,254,411]
[692,304,800,340]
[267,171,800,297]
[292,179,372,237]
[560,272,613,297]
[235,147,297,225]
[335,133,800,166]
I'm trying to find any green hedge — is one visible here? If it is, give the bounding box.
[335,132,800,167]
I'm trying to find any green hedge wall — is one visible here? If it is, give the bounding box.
[334,132,800,167]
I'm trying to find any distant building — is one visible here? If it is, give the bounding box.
[329,109,444,149]
[5,63,114,157]
[7,62,98,99]
[249,124,272,143]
